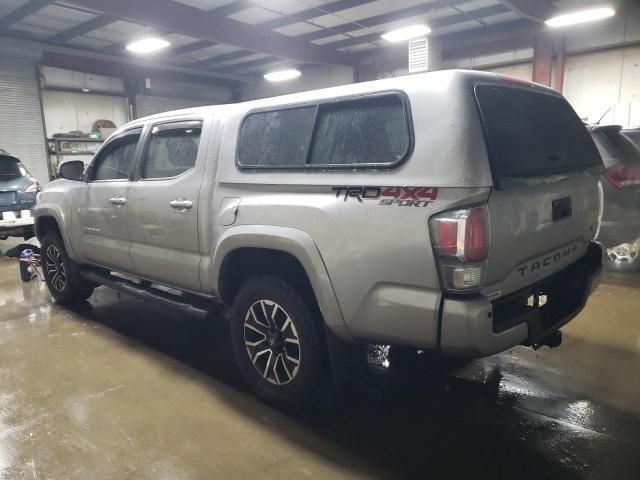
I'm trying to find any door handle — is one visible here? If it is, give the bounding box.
[169,198,193,211]
[109,196,126,206]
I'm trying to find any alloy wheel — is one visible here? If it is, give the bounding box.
[243,300,301,385]
[45,245,66,292]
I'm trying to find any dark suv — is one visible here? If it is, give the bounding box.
[623,127,640,149]
[587,126,640,269]
[0,149,39,240]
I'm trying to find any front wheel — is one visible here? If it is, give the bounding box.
[230,275,326,408]
[41,232,95,305]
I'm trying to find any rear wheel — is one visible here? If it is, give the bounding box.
[41,232,95,304]
[230,275,326,408]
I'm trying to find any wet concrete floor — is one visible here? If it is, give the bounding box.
[1,240,639,479]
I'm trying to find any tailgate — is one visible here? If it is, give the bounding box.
[474,82,602,297]
[484,175,600,296]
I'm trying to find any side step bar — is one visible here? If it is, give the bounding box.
[81,268,221,318]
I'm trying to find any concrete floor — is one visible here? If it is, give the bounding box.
[1,240,639,479]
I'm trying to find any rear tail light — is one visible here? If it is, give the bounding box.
[604,164,640,188]
[25,182,40,193]
[429,205,489,292]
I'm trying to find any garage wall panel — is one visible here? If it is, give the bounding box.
[136,95,209,118]
[42,90,128,136]
[563,46,640,127]
[135,76,233,117]
[0,57,49,183]
[483,63,533,82]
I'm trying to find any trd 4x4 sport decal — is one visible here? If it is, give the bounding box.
[332,186,438,207]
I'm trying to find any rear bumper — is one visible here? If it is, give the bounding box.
[439,242,603,357]
[0,209,35,237]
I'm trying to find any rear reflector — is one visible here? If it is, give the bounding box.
[604,164,640,188]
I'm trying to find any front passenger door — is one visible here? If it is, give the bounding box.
[75,129,141,272]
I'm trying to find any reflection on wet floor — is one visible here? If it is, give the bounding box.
[0,250,639,479]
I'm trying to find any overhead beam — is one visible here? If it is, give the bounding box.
[436,18,534,53]
[65,0,354,65]
[225,56,285,72]
[170,40,217,56]
[168,1,373,70]
[48,14,118,42]
[4,29,249,84]
[100,27,173,55]
[321,5,511,51]
[261,0,373,30]
[188,49,255,69]
[297,0,494,43]
[496,0,555,22]
[0,0,55,31]
[210,0,256,17]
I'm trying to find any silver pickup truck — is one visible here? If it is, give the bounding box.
[35,70,603,406]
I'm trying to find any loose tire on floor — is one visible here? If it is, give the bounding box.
[230,275,326,408]
[41,232,95,305]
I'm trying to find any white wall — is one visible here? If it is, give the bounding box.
[41,66,124,94]
[563,46,640,127]
[40,66,129,137]
[42,90,128,136]
[240,64,353,101]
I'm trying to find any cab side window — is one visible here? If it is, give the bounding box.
[142,123,202,179]
[92,133,141,181]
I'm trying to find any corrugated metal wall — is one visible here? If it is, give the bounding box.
[0,57,48,182]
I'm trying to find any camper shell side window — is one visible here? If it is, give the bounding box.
[236,92,413,170]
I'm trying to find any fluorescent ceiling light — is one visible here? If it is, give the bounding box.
[545,7,615,28]
[381,24,431,42]
[264,69,301,82]
[126,37,171,54]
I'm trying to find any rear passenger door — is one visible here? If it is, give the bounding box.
[127,120,205,292]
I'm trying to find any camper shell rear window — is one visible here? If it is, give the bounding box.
[474,85,602,187]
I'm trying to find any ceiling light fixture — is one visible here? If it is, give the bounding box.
[381,24,431,42]
[264,69,301,82]
[545,7,615,28]
[126,37,171,54]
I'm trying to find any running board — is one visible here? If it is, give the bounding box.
[81,269,219,318]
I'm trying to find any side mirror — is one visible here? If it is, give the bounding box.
[59,160,85,181]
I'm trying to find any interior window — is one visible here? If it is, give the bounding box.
[142,124,201,179]
[93,134,140,181]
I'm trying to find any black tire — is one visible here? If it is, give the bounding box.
[230,275,326,408]
[19,261,32,282]
[41,232,95,305]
